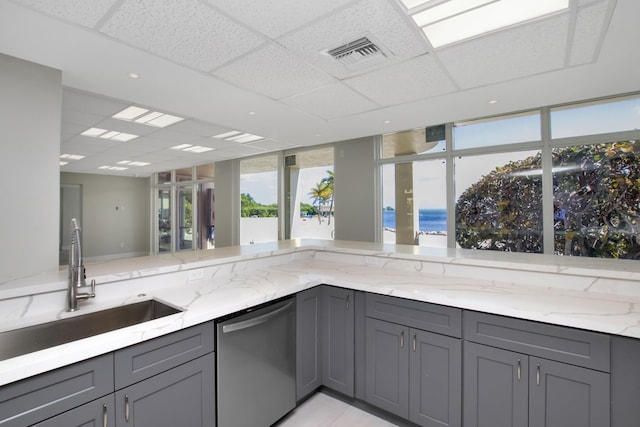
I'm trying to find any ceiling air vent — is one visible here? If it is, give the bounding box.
[326,37,388,69]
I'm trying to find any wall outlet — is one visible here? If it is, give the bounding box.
[188,268,205,281]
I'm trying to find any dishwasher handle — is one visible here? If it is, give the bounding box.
[222,299,294,334]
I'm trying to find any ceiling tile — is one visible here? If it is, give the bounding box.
[206,0,355,38]
[279,0,427,79]
[345,54,456,106]
[63,89,127,116]
[569,0,611,66]
[213,43,336,99]
[100,0,267,71]
[9,0,118,28]
[168,120,229,137]
[281,83,378,120]
[436,14,570,89]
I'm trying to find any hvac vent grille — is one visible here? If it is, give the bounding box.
[326,37,387,68]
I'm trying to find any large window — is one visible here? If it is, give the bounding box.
[380,93,640,259]
[153,164,215,254]
[286,147,334,240]
[240,155,278,245]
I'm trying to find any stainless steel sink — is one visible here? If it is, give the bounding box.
[0,299,182,361]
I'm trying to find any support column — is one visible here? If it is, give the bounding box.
[395,162,418,245]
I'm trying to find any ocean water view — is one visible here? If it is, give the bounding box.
[383,209,447,233]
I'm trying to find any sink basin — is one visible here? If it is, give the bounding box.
[0,299,182,361]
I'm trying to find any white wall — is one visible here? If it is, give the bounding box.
[0,53,61,281]
[334,137,377,242]
[60,173,150,261]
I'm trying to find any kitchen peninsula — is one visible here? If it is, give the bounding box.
[1,239,640,426]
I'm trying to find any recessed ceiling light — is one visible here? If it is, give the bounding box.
[128,72,140,79]
[213,130,264,143]
[100,131,120,139]
[384,120,391,124]
[112,106,184,128]
[113,106,149,120]
[399,0,431,10]
[81,127,107,137]
[248,111,256,116]
[170,144,214,153]
[412,0,569,48]
[213,131,243,139]
[489,99,498,104]
[128,161,151,167]
[60,153,85,160]
[59,161,69,166]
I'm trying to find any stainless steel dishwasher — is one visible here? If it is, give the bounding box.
[216,297,296,427]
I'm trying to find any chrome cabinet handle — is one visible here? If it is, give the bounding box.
[103,404,108,427]
[400,331,405,348]
[345,293,350,310]
[517,359,521,381]
[536,364,541,386]
[125,395,130,422]
[412,334,417,352]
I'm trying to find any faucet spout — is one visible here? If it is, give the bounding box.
[67,218,96,311]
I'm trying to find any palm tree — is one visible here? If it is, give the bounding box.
[309,183,330,223]
[320,170,334,225]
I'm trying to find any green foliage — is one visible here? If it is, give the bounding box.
[240,193,278,218]
[300,202,317,216]
[455,141,640,259]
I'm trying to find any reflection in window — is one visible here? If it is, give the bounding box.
[176,185,193,251]
[553,140,640,259]
[157,188,171,253]
[454,111,541,150]
[455,150,542,253]
[382,159,447,247]
[240,155,278,245]
[551,95,640,139]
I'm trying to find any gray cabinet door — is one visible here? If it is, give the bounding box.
[464,341,528,427]
[296,286,323,401]
[33,395,115,427]
[529,356,610,427]
[115,353,215,427]
[365,317,409,418]
[322,286,355,396]
[409,329,461,427]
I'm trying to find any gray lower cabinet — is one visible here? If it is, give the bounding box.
[114,353,215,426]
[0,321,215,427]
[32,395,115,427]
[322,286,355,397]
[296,285,355,400]
[365,317,462,427]
[296,286,323,400]
[464,311,611,427]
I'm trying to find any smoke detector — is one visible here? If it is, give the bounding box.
[324,36,390,70]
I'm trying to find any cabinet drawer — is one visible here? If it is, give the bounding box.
[365,293,462,338]
[464,311,610,371]
[114,321,214,389]
[0,353,114,427]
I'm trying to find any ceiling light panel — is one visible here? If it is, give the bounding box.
[112,106,184,128]
[100,0,266,71]
[213,44,335,100]
[214,131,243,139]
[279,0,427,79]
[81,127,107,137]
[81,127,139,141]
[412,0,494,26]
[417,0,569,48]
[60,154,85,160]
[112,105,149,120]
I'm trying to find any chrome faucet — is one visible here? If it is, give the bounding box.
[67,218,95,311]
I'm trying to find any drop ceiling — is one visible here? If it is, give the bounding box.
[0,0,638,177]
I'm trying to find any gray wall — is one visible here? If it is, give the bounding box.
[60,173,150,261]
[334,137,377,242]
[0,53,61,281]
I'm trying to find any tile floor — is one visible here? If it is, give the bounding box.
[275,392,399,427]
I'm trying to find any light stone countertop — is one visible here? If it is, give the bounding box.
[1,239,640,387]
